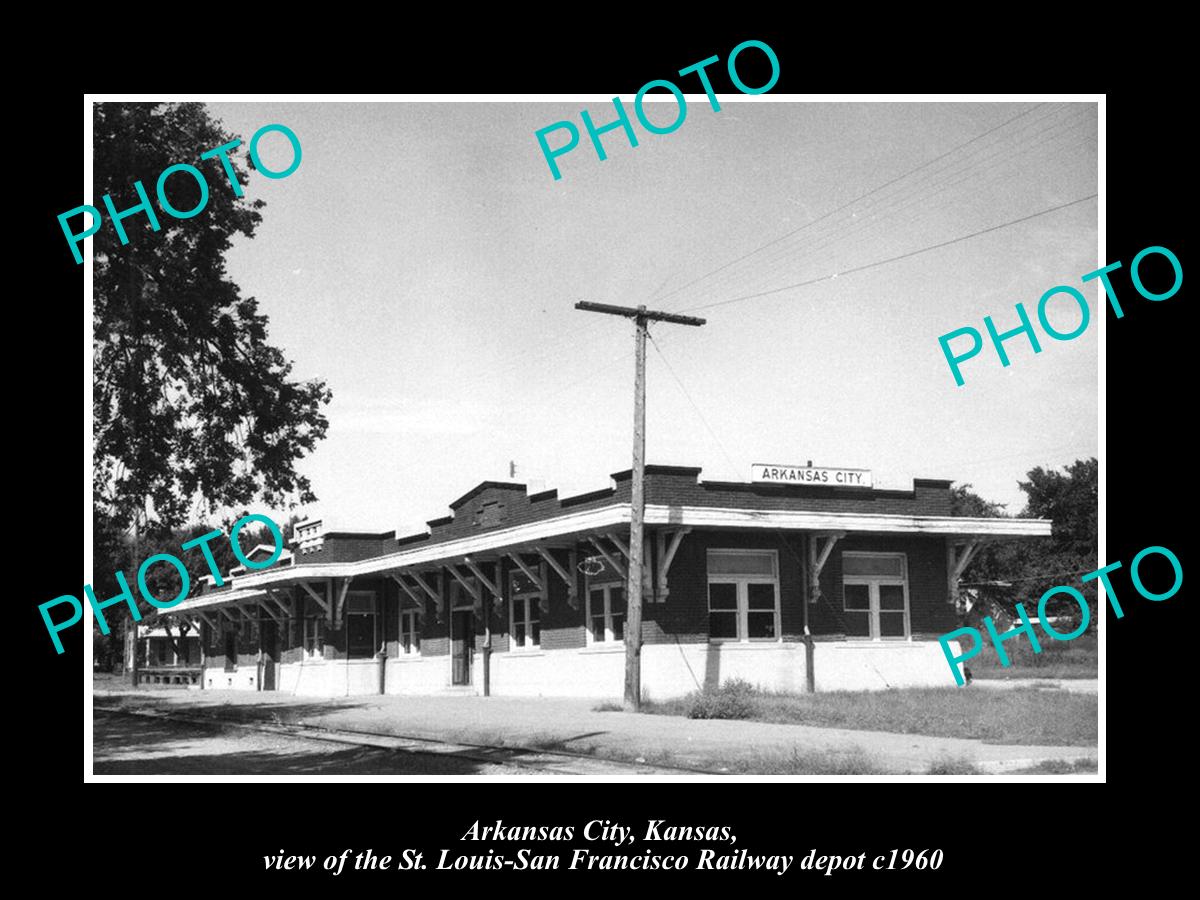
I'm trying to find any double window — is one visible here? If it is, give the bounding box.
[842,552,909,640]
[707,550,780,642]
[398,609,421,656]
[585,554,626,645]
[345,591,378,659]
[587,583,626,644]
[302,615,323,659]
[301,591,325,660]
[509,568,543,651]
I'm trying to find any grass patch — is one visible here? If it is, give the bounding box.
[926,757,981,775]
[968,632,1097,680]
[592,701,624,712]
[644,682,1096,746]
[604,744,887,774]
[725,746,887,775]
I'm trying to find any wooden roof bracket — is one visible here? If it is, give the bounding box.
[409,570,444,622]
[463,557,504,609]
[948,537,987,605]
[808,531,846,604]
[534,546,578,608]
[654,527,692,602]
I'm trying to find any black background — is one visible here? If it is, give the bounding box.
[20,23,1189,886]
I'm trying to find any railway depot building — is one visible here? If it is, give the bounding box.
[173,465,1050,698]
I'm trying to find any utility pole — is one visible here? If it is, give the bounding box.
[128,513,141,687]
[575,301,706,711]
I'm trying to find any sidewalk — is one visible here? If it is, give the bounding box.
[94,688,1096,774]
[971,679,1098,694]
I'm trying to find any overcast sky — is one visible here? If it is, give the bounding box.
[206,99,1098,535]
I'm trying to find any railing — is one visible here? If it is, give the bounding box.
[137,666,202,686]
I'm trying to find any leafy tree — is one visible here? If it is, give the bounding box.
[950,459,1098,629]
[1014,458,1098,623]
[92,102,331,536]
[949,484,1018,619]
[949,483,1008,520]
[95,514,293,666]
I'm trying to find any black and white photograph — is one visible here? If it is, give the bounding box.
[78,93,1110,780]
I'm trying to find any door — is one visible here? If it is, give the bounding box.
[451,610,474,685]
[260,620,278,690]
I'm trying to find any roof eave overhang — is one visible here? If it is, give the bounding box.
[171,503,1051,614]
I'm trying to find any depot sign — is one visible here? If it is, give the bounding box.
[751,464,873,488]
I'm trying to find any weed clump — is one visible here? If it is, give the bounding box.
[686,678,759,720]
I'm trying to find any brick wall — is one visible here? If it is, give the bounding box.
[643,528,954,644]
[646,530,809,645]
[812,534,955,638]
[199,533,956,678]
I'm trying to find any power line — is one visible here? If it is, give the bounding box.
[684,107,1093,307]
[653,103,1048,306]
[647,328,741,481]
[964,568,1097,586]
[647,331,856,628]
[667,104,1080,307]
[680,192,1098,313]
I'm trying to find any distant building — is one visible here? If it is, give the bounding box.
[169,465,1049,697]
[129,625,203,685]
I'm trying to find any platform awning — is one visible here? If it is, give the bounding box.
[171,501,1050,616]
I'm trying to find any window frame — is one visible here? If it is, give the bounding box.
[508,566,544,653]
[585,575,627,646]
[706,549,782,643]
[302,600,325,661]
[841,551,911,641]
[398,609,421,656]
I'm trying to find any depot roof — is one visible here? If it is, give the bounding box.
[168,464,1050,616]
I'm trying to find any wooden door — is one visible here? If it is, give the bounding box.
[451,610,474,685]
[260,620,278,690]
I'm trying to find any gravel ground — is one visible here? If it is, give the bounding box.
[95,687,1097,774]
[93,709,550,775]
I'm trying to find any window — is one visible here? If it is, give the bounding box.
[399,610,421,655]
[345,591,378,659]
[842,552,909,640]
[302,599,324,660]
[707,550,780,642]
[587,584,626,644]
[509,568,542,651]
[585,554,630,645]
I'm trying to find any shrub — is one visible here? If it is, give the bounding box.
[687,678,759,720]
